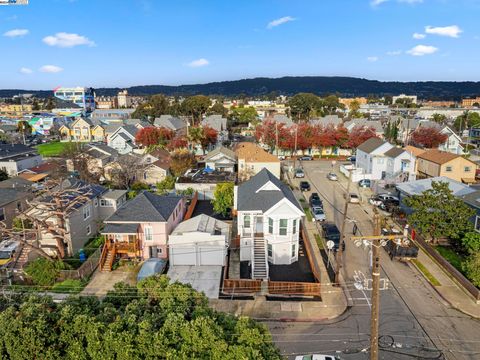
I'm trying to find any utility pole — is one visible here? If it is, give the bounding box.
[293,124,298,169]
[275,121,279,157]
[370,212,381,360]
[335,168,352,284]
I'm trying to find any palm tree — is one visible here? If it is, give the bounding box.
[187,126,204,153]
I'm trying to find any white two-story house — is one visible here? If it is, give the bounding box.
[107,125,139,154]
[439,126,464,155]
[234,168,304,280]
[355,138,393,180]
[384,147,417,182]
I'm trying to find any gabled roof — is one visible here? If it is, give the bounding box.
[237,168,303,212]
[384,147,406,158]
[0,176,33,190]
[0,188,29,207]
[235,142,279,163]
[105,191,183,223]
[356,137,386,154]
[153,115,187,131]
[204,146,236,162]
[202,115,227,132]
[404,145,425,158]
[0,144,37,160]
[417,149,464,165]
[172,214,229,235]
[310,115,342,127]
[396,176,476,197]
[460,190,480,210]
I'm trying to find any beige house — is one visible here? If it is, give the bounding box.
[59,118,105,142]
[235,142,280,181]
[416,149,477,183]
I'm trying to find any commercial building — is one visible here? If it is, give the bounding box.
[462,97,480,108]
[53,87,95,112]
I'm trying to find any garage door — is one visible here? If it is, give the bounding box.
[170,247,196,266]
[199,247,224,266]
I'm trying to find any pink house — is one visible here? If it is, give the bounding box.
[100,191,185,271]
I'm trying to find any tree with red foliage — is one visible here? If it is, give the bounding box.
[410,126,448,148]
[312,125,340,156]
[135,127,174,147]
[200,126,218,153]
[167,136,188,151]
[346,126,378,149]
[255,120,285,152]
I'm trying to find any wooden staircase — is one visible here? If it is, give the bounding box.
[100,243,116,272]
[12,244,33,272]
[252,237,268,280]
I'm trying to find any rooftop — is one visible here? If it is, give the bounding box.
[356,137,386,154]
[396,176,476,197]
[235,142,279,163]
[172,214,229,235]
[177,169,236,184]
[417,149,462,165]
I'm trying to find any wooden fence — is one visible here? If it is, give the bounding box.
[222,279,262,294]
[183,192,199,221]
[415,236,480,302]
[268,281,321,296]
[57,246,102,281]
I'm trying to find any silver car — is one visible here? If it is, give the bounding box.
[327,172,338,181]
[312,206,326,222]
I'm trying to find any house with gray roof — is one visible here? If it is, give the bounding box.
[204,146,236,172]
[234,168,304,279]
[0,144,43,176]
[202,115,228,143]
[107,125,140,154]
[310,115,343,128]
[153,115,187,135]
[0,188,31,228]
[101,191,186,269]
[344,118,384,137]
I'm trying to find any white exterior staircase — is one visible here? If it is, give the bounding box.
[252,237,268,280]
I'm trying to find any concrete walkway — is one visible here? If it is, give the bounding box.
[412,248,480,318]
[81,267,136,297]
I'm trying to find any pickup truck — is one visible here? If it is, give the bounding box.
[381,228,418,261]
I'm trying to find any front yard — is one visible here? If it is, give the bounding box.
[434,246,465,273]
[36,141,78,157]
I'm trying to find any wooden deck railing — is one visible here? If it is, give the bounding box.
[184,191,199,220]
[222,279,262,294]
[301,222,322,283]
[268,281,321,296]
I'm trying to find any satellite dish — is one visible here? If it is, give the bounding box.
[327,240,335,250]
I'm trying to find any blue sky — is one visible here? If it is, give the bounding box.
[0,0,479,90]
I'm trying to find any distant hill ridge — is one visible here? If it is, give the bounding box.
[1,76,480,99]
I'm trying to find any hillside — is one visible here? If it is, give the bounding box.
[1,76,480,99]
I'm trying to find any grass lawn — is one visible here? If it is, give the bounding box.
[303,207,313,222]
[314,234,324,250]
[435,246,465,273]
[412,259,441,286]
[36,141,77,157]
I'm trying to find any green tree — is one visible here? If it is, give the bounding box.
[17,120,32,137]
[0,275,281,359]
[432,113,447,125]
[462,252,480,287]
[211,182,234,217]
[0,169,8,181]
[404,181,474,243]
[454,111,480,131]
[132,94,170,121]
[44,97,55,110]
[182,95,212,125]
[156,175,176,195]
[321,94,343,114]
[460,231,480,254]
[229,106,258,126]
[170,149,196,177]
[208,102,228,117]
[287,93,322,121]
[24,258,67,286]
[32,98,40,111]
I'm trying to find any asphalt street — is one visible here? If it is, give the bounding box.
[265,159,480,360]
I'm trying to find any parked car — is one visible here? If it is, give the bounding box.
[137,258,168,282]
[295,168,305,178]
[309,193,323,207]
[321,223,344,251]
[379,198,400,212]
[369,194,399,206]
[348,193,360,203]
[0,240,20,268]
[300,181,311,192]
[327,172,338,181]
[295,355,340,360]
[299,155,313,161]
[358,179,371,188]
[346,156,356,163]
[312,206,326,222]
[278,155,286,160]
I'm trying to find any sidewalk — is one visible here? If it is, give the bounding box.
[412,248,480,318]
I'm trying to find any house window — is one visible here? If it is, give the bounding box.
[145,226,153,241]
[293,219,297,234]
[464,166,471,172]
[267,244,272,258]
[0,208,4,222]
[279,219,288,236]
[291,244,296,258]
[100,199,114,207]
[244,215,251,228]
[94,198,98,207]
[143,172,148,180]
[83,205,91,220]
[445,166,453,172]
[86,225,91,235]
[475,216,480,233]
[268,218,273,234]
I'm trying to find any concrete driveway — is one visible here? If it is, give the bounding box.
[81,267,137,297]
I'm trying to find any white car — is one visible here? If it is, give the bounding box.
[295,168,305,178]
[311,206,326,222]
[327,172,338,181]
[348,193,360,203]
[295,355,340,360]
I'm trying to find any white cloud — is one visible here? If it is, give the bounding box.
[267,16,296,29]
[371,0,422,6]
[367,56,379,62]
[387,50,402,56]
[42,32,95,48]
[413,32,426,39]
[39,65,64,73]
[3,28,29,37]
[406,44,438,56]
[398,0,423,3]
[187,58,209,68]
[19,67,33,74]
[425,25,462,38]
